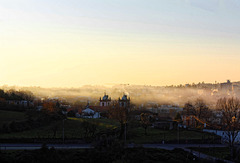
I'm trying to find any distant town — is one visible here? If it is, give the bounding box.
[1,80,240,162]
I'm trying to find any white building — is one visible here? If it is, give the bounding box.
[99,94,111,107]
[203,129,240,144]
[82,107,100,119]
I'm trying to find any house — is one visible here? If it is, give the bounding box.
[82,107,94,115]
[153,120,177,130]
[129,109,153,121]
[7,100,34,108]
[211,110,222,125]
[220,80,233,92]
[151,105,183,120]
[203,129,240,144]
[82,107,100,119]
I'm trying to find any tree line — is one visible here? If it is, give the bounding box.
[0,89,35,101]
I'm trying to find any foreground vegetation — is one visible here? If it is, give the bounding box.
[0,144,202,163]
[188,147,237,162]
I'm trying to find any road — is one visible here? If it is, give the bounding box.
[0,143,227,150]
[133,143,227,150]
[0,143,93,150]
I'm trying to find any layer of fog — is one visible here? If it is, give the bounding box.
[1,83,239,108]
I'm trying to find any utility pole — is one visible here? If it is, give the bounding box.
[124,122,127,146]
[63,119,66,144]
[178,124,180,144]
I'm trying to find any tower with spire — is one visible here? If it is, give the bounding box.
[99,93,111,107]
[118,94,130,107]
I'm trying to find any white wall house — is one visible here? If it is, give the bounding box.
[82,107,100,119]
[203,129,240,144]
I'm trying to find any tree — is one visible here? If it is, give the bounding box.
[140,113,151,135]
[194,99,210,126]
[109,100,130,139]
[217,97,240,160]
[174,112,182,122]
[41,102,65,121]
[42,102,59,113]
[67,110,75,117]
[183,102,196,116]
[183,102,196,127]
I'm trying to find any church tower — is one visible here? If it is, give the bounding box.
[118,94,130,108]
[99,94,111,107]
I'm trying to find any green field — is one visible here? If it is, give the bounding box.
[0,118,119,139]
[0,110,26,126]
[127,127,220,144]
[0,113,220,144]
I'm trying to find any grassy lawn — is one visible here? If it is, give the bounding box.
[0,115,220,145]
[0,110,26,126]
[188,147,230,160]
[0,118,119,139]
[127,127,219,144]
[68,117,119,129]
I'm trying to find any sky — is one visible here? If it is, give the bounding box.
[1,0,240,87]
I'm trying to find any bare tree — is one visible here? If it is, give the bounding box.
[217,97,240,159]
[184,102,196,116]
[109,100,130,139]
[194,99,210,125]
[140,113,151,135]
[52,125,58,138]
[183,102,196,127]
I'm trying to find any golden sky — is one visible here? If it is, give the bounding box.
[1,0,240,87]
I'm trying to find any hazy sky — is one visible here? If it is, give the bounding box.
[1,0,240,87]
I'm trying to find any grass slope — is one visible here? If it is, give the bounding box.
[0,115,219,145]
[0,110,26,126]
[0,118,119,139]
[127,127,219,144]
